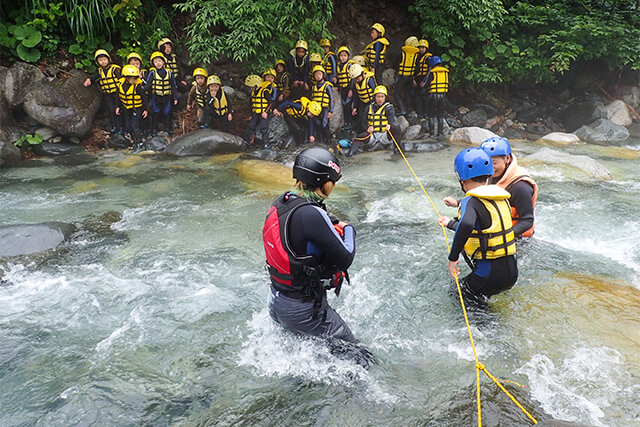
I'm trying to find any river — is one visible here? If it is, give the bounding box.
[1,139,639,426]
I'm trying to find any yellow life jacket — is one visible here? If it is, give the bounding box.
[308,63,321,84]
[285,97,311,119]
[428,66,449,93]
[322,51,336,76]
[367,102,390,132]
[311,81,332,109]
[98,64,121,94]
[460,185,516,260]
[364,37,389,67]
[251,81,274,114]
[398,45,420,76]
[355,72,376,104]
[194,84,207,108]
[117,77,144,109]
[212,89,229,115]
[336,60,355,88]
[151,68,173,96]
[165,53,179,77]
[276,71,291,98]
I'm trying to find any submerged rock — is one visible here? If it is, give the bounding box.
[0,222,76,256]
[31,142,85,156]
[145,136,168,152]
[0,140,21,168]
[537,132,580,145]
[524,147,613,180]
[448,127,497,144]
[165,129,246,156]
[236,159,293,192]
[574,118,629,144]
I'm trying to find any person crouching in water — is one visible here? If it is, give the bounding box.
[115,65,148,153]
[187,67,209,129]
[438,148,518,305]
[310,65,334,145]
[349,85,402,155]
[273,97,322,146]
[263,146,357,343]
[204,75,233,132]
[144,52,178,136]
[245,73,277,147]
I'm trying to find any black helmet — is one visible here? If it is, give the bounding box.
[293,147,342,186]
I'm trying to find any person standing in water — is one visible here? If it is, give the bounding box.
[438,148,518,303]
[263,147,357,343]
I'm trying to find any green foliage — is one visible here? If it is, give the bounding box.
[173,0,334,72]
[65,0,114,41]
[69,35,113,73]
[14,133,43,149]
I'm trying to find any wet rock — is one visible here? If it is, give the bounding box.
[517,106,539,123]
[382,69,395,87]
[234,90,248,101]
[31,142,85,156]
[0,222,77,257]
[605,100,632,127]
[574,118,629,144]
[222,86,235,99]
[145,136,168,151]
[449,127,497,144]
[1,62,45,107]
[165,129,246,156]
[559,100,607,132]
[0,96,23,144]
[396,115,410,136]
[403,124,422,140]
[82,211,122,236]
[446,117,462,128]
[328,87,344,134]
[0,140,21,168]
[621,86,640,109]
[267,115,291,146]
[23,70,101,137]
[107,133,131,149]
[34,127,59,141]
[524,147,612,180]
[537,132,580,145]
[629,123,640,138]
[461,108,487,127]
[403,140,447,152]
[242,148,280,162]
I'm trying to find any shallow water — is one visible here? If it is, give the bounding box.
[1,140,640,426]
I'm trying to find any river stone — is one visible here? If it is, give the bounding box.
[31,142,85,156]
[0,140,21,168]
[629,123,640,138]
[574,118,629,144]
[0,222,77,257]
[222,86,235,99]
[396,115,410,136]
[605,100,632,127]
[559,100,607,132]
[267,115,291,146]
[449,127,498,144]
[146,136,168,151]
[537,132,580,145]
[382,68,395,87]
[403,124,422,140]
[517,106,539,123]
[524,147,612,180]
[0,96,23,144]
[403,140,447,152]
[1,62,45,107]
[107,133,131,149]
[165,129,246,156]
[35,127,59,141]
[461,108,487,127]
[621,86,639,109]
[23,70,101,137]
[328,87,343,134]
[234,90,248,101]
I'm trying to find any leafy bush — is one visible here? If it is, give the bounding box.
[14,133,43,151]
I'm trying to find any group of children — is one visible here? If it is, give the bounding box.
[86,23,449,152]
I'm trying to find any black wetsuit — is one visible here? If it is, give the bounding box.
[447,197,518,302]
[500,179,535,238]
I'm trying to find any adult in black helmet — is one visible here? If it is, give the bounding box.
[262,146,357,343]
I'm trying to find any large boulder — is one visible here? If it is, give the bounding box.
[165,129,246,156]
[403,124,422,140]
[605,100,632,127]
[31,142,85,156]
[396,115,410,136]
[23,70,101,137]
[629,123,640,138]
[1,62,45,107]
[0,140,21,168]
[573,118,629,144]
[449,127,497,144]
[461,108,487,127]
[524,147,612,180]
[0,222,77,257]
[107,133,131,149]
[328,87,344,134]
[537,132,580,145]
[559,100,607,132]
[267,115,291,146]
[145,136,168,151]
[0,96,23,143]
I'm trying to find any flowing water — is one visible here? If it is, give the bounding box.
[1,139,640,426]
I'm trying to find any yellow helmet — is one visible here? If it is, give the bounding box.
[307,101,322,117]
[207,75,221,86]
[418,39,429,48]
[262,68,276,78]
[275,59,286,67]
[337,46,350,56]
[94,49,111,61]
[295,40,308,51]
[348,63,364,79]
[309,52,322,63]
[244,74,263,87]
[352,55,367,66]
[312,65,325,75]
[405,36,419,47]
[371,23,385,37]
[150,51,166,63]
[126,52,142,63]
[374,85,387,96]
[192,67,208,78]
[157,38,173,50]
[319,38,331,47]
[122,64,139,77]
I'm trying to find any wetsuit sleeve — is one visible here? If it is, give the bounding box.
[170,72,178,100]
[89,71,100,83]
[386,104,397,125]
[224,90,234,114]
[302,58,309,83]
[142,71,154,92]
[327,84,333,113]
[328,55,337,81]
[283,73,291,98]
[136,84,148,109]
[267,84,277,111]
[278,100,298,111]
[308,116,314,137]
[368,76,377,93]
[448,197,491,262]
[508,180,535,237]
[373,42,382,68]
[113,66,121,79]
[116,82,124,109]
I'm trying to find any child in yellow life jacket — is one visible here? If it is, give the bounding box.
[143,52,178,136]
[423,56,449,136]
[347,63,377,134]
[365,23,390,84]
[413,39,432,118]
[320,39,337,86]
[310,65,333,145]
[438,148,518,305]
[126,52,147,81]
[273,97,322,147]
[349,85,401,156]
[335,46,355,130]
[204,75,233,133]
[396,36,420,116]
[274,59,291,102]
[157,38,186,89]
[307,53,323,85]
[187,68,209,128]
[84,49,122,133]
[245,72,277,147]
[115,65,149,152]
[288,40,310,100]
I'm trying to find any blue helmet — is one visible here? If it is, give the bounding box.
[480,137,512,157]
[454,148,494,181]
[428,56,442,67]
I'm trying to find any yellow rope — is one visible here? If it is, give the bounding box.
[386,131,537,426]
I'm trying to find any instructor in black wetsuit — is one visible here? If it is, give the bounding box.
[262,147,357,342]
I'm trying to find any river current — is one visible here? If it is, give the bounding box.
[1,139,640,426]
